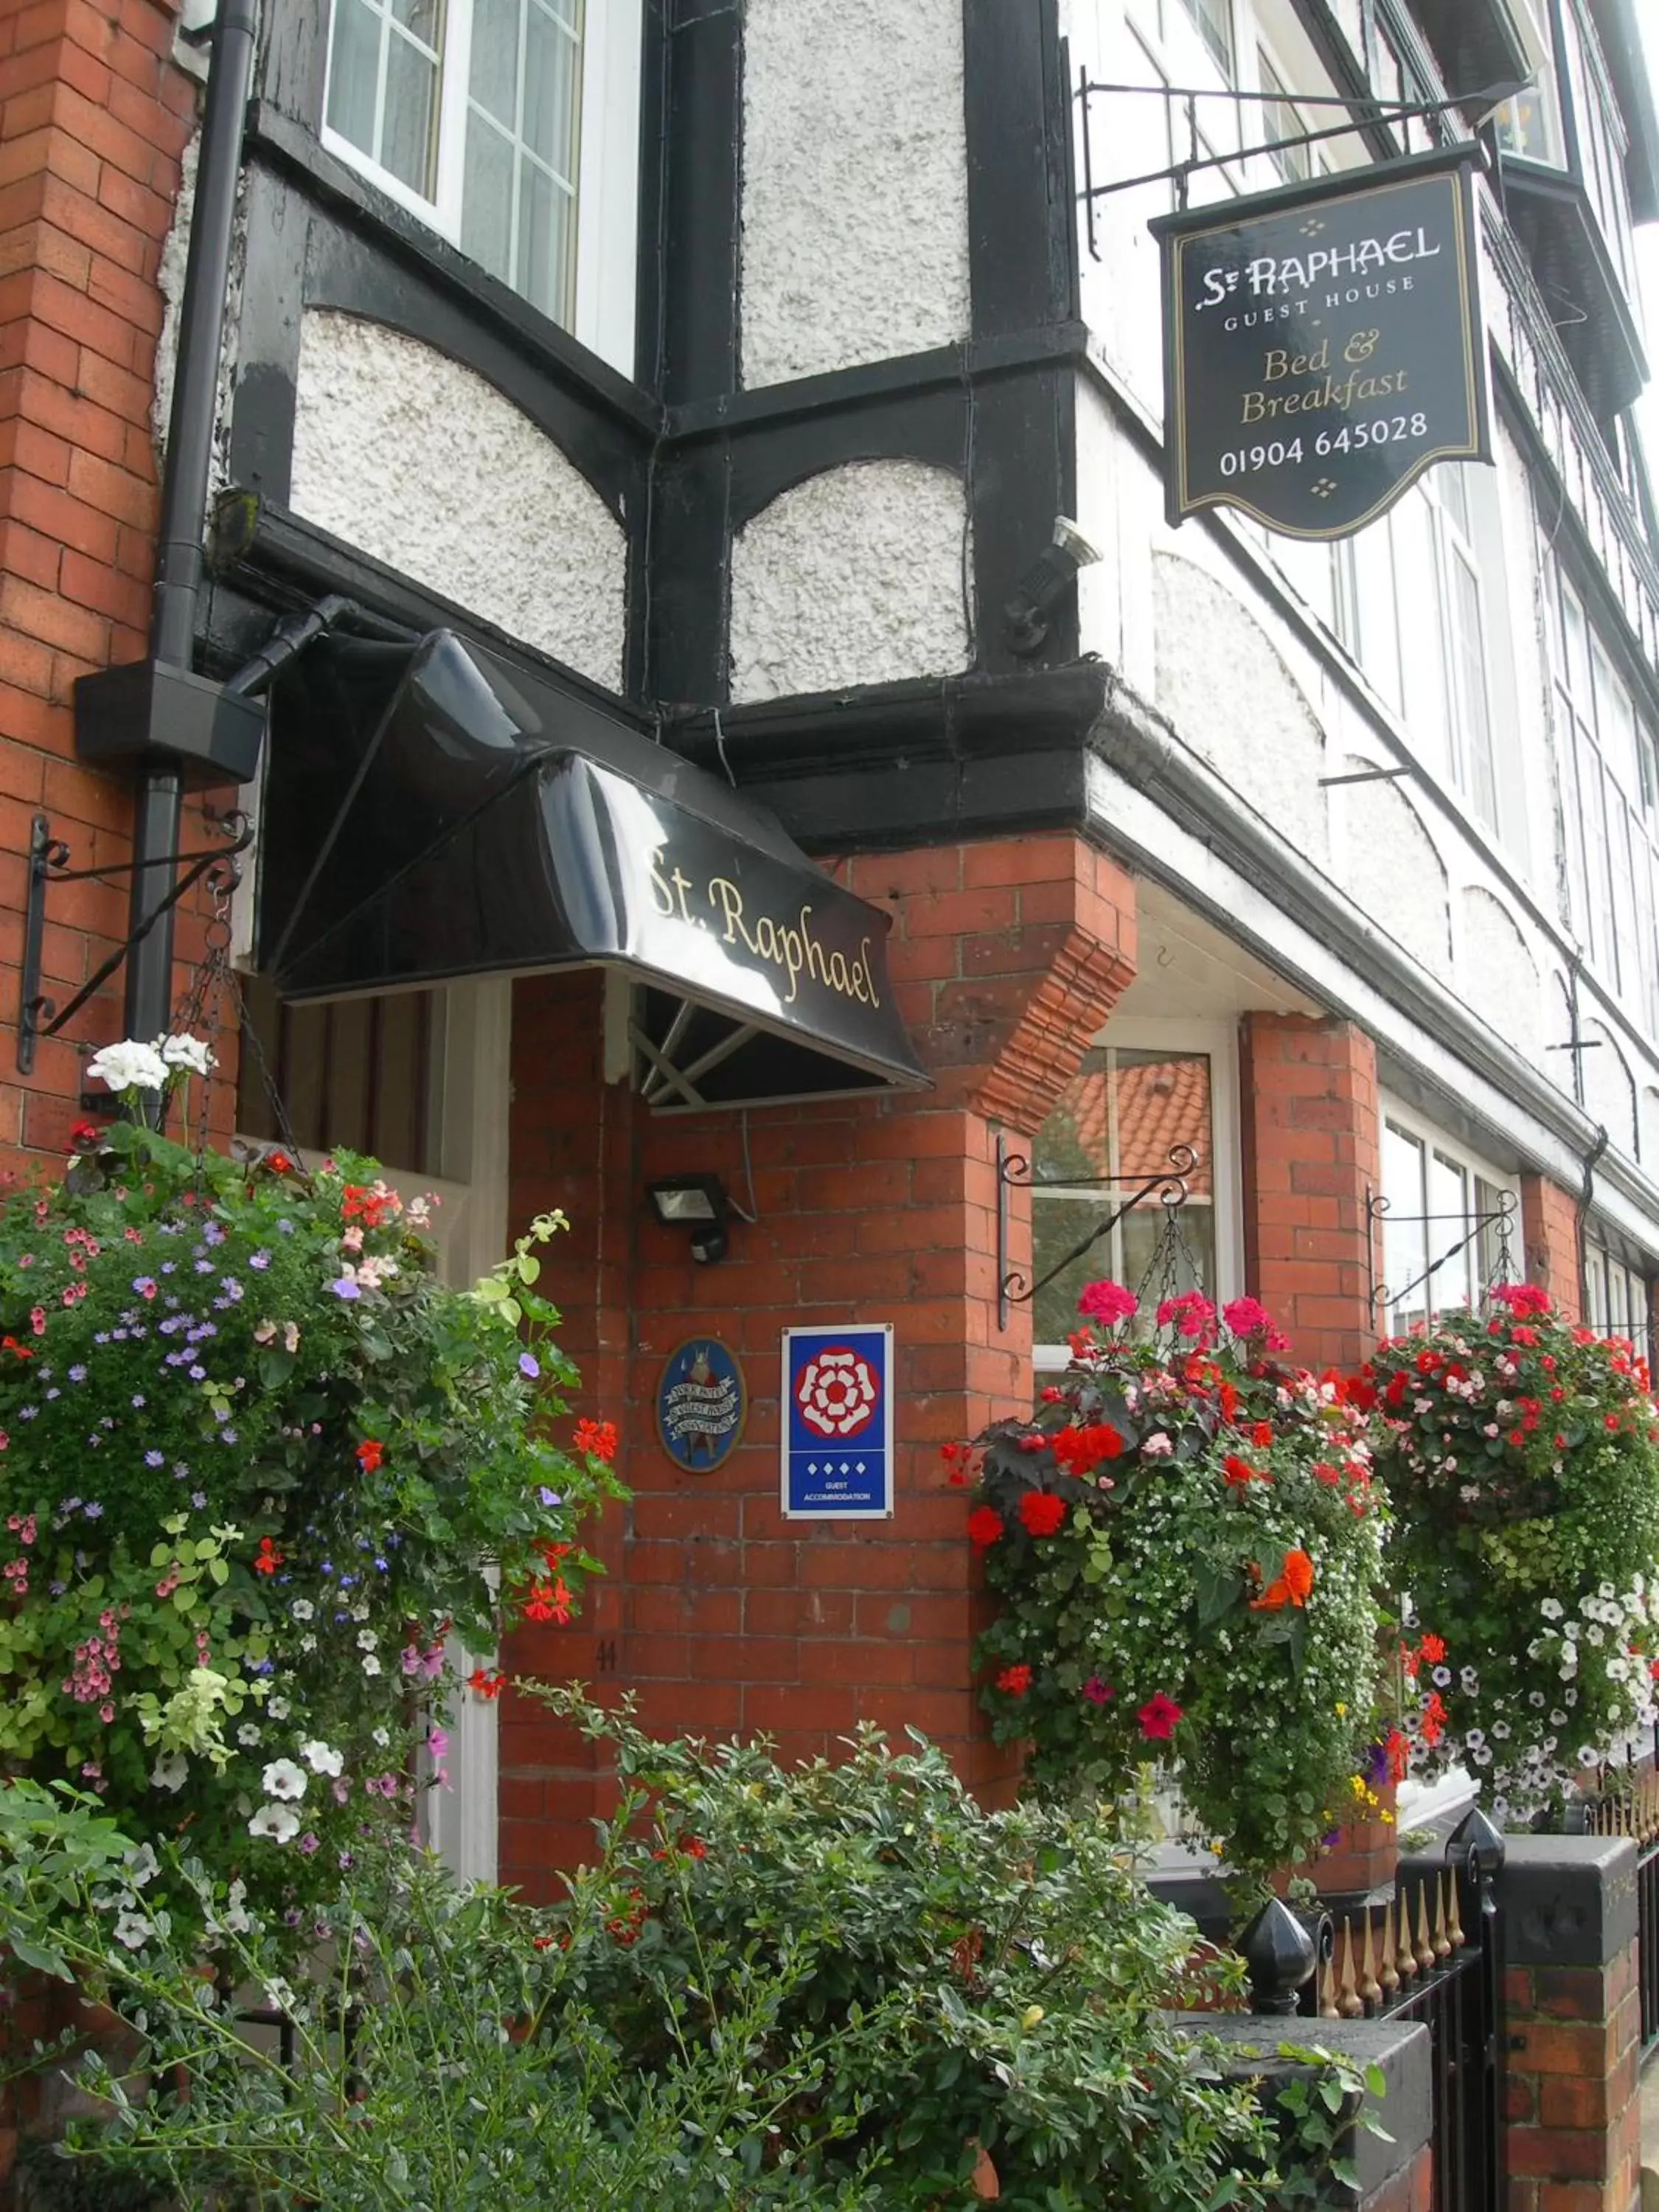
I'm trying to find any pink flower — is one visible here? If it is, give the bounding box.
[28,1307,44,1336]
[1082,1675,1113,1705]
[1137,1692,1185,1742]
[1078,1280,1138,1326]
[1155,1292,1217,1344]
[1222,1296,1276,1340]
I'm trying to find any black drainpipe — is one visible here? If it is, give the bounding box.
[72,0,265,1046]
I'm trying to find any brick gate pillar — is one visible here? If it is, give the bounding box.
[499,833,1137,1893]
[1239,1012,1380,1371]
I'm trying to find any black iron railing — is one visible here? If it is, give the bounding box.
[1261,1820,1504,2212]
[1582,1773,1659,2054]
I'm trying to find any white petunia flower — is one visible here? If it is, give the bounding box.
[114,1911,153,1950]
[260,1759,307,1802]
[237,1723,261,1747]
[248,1804,300,1844]
[356,1629,379,1651]
[1540,1598,1564,1620]
[290,1599,315,1622]
[125,1843,160,1889]
[300,1739,343,1778]
[1577,1745,1602,1769]
[267,1697,290,1721]
[151,1751,188,1793]
[223,1879,254,1934]
[362,1655,382,1677]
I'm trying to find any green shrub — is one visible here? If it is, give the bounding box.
[0,1709,1373,2211]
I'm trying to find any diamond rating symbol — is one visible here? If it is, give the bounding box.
[1300,217,1326,236]
[839,1461,851,1475]
[1311,477,1338,499]
[855,1462,867,1475]
[807,1460,819,1476]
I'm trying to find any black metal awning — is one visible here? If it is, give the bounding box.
[258,631,928,1111]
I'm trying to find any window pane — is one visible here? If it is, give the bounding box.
[469,0,519,126]
[1427,1152,1471,1313]
[327,0,382,156]
[524,2,580,177]
[518,156,574,321]
[1031,1048,1215,1345]
[391,0,442,43]
[462,112,515,283]
[381,29,440,192]
[1449,554,1496,826]
[1382,1123,1427,1332]
[1177,0,1234,77]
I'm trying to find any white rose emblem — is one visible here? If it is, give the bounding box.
[794,1346,880,1439]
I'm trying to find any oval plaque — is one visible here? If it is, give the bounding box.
[655,1338,747,1473]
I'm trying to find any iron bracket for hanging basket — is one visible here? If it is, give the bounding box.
[995,1134,1195,1332]
[16,810,254,1075]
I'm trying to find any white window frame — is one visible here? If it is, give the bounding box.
[320,0,641,374]
[234,978,512,1884]
[1032,1017,1242,1371]
[1377,1099,1518,1336]
[1582,1226,1651,1348]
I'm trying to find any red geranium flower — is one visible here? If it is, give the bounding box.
[253,1536,282,1577]
[356,1439,383,1473]
[1017,1490,1068,1538]
[1051,1423,1124,1475]
[1417,1632,1445,1663]
[995,1663,1033,1697]
[1137,1692,1184,1741]
[574,1417,618,1462]
[468,1667,507,1700]
[967,1506,1004,1550]
[1222,1454,1267,1488]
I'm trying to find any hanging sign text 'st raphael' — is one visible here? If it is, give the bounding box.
[1152,148,1491,540]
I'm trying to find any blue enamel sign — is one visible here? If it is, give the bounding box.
[781,1325,894,1520]
[655,1339,748,1473]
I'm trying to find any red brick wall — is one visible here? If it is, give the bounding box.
[1239,1012,1380,1371]
[495,834,1138,1895]
[1521,1173,1583,1325]
[0,0,233,1170]
[1503,1941,1642,2211]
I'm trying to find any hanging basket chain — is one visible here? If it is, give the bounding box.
[1134,1184,1204,1318]
[223,965,302,1162]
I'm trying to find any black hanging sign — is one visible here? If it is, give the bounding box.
[1152,147,1491,540]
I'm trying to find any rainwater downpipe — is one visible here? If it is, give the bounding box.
[123,0,260,1046]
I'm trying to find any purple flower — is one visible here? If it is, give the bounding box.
[188,1366,206,1382]
[331,1279,361,1301]
[249,1251,271,1270]
[519,1352,540,1380]
[131,1394,145,1409]
[132,1279,156,1297]
[144,1450,164,1468]
[190,1492,206,1509]
[67,1365,86,1382]
[194,1259,214,1275]
[221,1429,238,1445]
[538,1487,562,1508]
[298,1832,319,1856]
[204,1223,226,1247]
[276,1219,294,1235]
[83,1503,102,1520]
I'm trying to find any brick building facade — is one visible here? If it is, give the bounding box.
[0,0,1656,2199]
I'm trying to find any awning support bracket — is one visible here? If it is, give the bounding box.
[17,811,254,1075]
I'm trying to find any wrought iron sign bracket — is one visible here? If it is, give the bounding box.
[1074,67,1522,253]
[1365,1185,1518,1316]
[16,811,254,1075]
[995,1133,1194,1332]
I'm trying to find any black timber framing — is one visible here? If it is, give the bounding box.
[234,0,1087,724]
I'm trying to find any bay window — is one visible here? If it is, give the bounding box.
[322,0,639,369]
[1029,1023,1239,1365]
[1380,1109,1516,1337]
